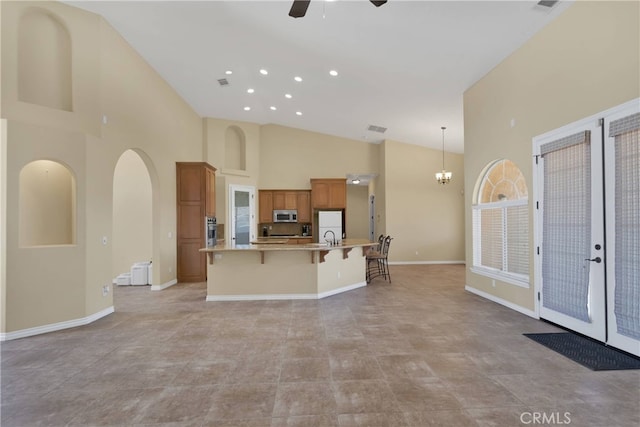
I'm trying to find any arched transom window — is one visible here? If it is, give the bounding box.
[472,159,529,287]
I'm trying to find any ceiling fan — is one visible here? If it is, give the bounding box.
[289,0,387,18]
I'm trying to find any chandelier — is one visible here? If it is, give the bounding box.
[435,126,452,184]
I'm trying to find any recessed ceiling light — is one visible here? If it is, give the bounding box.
[294,76,303,82]
[247,88,255,94]
[329,70,338,76]
[259,69,268,75]
[296,111,302,116]
[225,70,233,75]
[285,93,292,99]
[270,106,277,111]
[244,106,251,111]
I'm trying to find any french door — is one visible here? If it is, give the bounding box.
[534,99,640,356]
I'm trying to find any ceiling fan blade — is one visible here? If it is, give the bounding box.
[289,0,311,18]
[370,0,387,7]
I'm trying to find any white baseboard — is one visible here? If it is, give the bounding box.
[206,281,367,302]
[318,281,366,298]
[389,260,466,265]
[0,306,115,342]
[150,279,177,291]
[465,285,537,319]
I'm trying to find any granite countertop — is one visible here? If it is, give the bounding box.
[200,239,376,252]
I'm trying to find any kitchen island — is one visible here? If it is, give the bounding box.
[200,239,377,301]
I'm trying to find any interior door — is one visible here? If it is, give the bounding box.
[603,105,640,356]
[229,185,255,245]
[534,120,606,342]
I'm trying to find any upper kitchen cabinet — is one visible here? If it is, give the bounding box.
[176,162,216,282]
[311,178,347,209]
[297,191,311,223]
[259,190,274,223]
[273,191,297,210]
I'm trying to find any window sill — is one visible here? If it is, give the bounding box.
[470,266,529,288]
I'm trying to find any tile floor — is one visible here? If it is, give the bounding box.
[1,264,639,426]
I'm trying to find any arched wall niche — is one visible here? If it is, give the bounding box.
[225,126,246,171]
[18,7,72,111]
[19,159,76,247]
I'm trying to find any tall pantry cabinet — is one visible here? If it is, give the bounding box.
[176,162,216,282]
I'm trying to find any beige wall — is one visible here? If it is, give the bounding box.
[382,139,465,262]
[346,184,370,239]
[1,1,203,333]
[463,0,640,312]
[259,124,380,189]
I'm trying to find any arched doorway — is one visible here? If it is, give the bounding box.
[112,150,153,287]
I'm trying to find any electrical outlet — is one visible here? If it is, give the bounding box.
[215,254,223,260]
[337,271,341,279]
[102,284,109,296]
[169,267,173,273]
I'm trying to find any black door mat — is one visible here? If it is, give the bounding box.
[524,332,640,371]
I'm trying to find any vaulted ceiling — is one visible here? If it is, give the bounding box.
[66,0,573,153]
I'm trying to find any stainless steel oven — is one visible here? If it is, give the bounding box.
[206,216,217,247]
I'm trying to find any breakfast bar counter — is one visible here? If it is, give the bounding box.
[200,239,377,301]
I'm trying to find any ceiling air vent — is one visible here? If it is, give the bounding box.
[537,0,558,7]
[367,124,387,133]
[217,78,229,86]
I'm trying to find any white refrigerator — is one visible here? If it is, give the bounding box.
[318,211,343,244]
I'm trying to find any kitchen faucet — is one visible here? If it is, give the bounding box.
[323,230,337,245]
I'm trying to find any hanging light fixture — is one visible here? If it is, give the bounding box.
[435,126,452,184]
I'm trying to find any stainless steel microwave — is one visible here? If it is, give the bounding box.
[273,210,297,223]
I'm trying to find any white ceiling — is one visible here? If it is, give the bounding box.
[65,0,572,153]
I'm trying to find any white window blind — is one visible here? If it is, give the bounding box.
[473,200,529,281]
[611,115,640,339]
[541,132,591,322]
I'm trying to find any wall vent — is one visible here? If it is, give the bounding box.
[537,0,558,7]
[217,78,229,86]
[367,125,387,133]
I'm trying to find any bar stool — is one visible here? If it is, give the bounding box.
[366,235,392,283]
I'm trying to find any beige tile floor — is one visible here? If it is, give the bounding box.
[1,264,639,426]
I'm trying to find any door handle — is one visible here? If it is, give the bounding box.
[584,257,602,263]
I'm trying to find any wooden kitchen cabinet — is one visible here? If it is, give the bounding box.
[296,191,311,223]
[311,178,347,209]
[259,190,274,223]
[176,162,216,282]
[272,191,297,210]
[205,167,216,217]
[272,191,285,210]
[260,190,310,223]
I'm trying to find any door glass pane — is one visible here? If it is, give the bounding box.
[614,128,640,339]
[542,141,591,322]
[235,191,250,244]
